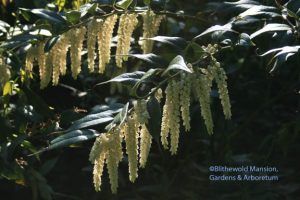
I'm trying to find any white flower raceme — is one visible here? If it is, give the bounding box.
[25,46,38,73]
[161,80,181,154]
[68,26,87,79]
[133,99,150,125]
[139,124,152,168]
[90,131,123,193]
[87,18,102,72]
[209,61,231,119]
[192,69,214,135]
[98,14,118,73]
[116,13,138,68]
[124,116,139,182]
[37,42,48,89]
[179,72,192,131]
[141,10,164,54]
[51,34,69,85]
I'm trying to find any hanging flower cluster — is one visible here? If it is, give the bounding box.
[89,100,152,193]
[24,11,163,89]
[161,48,231,154]
[140,10,164,54]
[0,56,11,88]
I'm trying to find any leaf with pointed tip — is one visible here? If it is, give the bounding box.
[115,0,133,10]
[44,36,59,53]
[128,53,167,66]
[19,8,66,24]
[50,129,100,144]
[162,55,192,76]
[145,36,187,49]
[95,71,145,87]
[238,5,279,18]
[66,110,116,132]
[44,129,100,152]
[250,23,292,39]
[66,10,81,24]
[195,23,237,39]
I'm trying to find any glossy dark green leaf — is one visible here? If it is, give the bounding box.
[66,110,116,132]
[128,53,167,66]
[162,55,192,76]
[146,96,161,140]
[195,23,237,39]
[95,71,145,87]
[19,8,66,24]
[44,129,100,152]
[145,36,187,49]
[44,36,59,53]
[250,23,292,39]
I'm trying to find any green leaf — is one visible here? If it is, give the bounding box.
[105,103,129,131]
[128,53,167,66]
[144,0,151,5]
[146,96,161,140]
[95,71,145,87]
[66,10,81,24]
[286,0,300,18]
[22,86,53,118]
[19,8,66,24]
[250,23,292,39]
[43,129,100,152]
[115,0,133,10]
[238,5,280,18]
[66,110,116,132]
[50,129,100,144]
[3,81,14,96]
[44,36,59,53]
[145,36,187,49]
[162,55,192,76]
[195,23,238,39]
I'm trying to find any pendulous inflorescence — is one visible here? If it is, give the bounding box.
[140,10,164,54]
[116,13,139,68]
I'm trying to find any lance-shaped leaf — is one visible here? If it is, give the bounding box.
[144,36,187,49]
[66,110,118,132]
[195,23,238,39]
[20,8,67,24]
[95,71,145,87]
[162,55,192,76]
[128,53,167,66]
[115,0,133,10]
[250,23,292,39]
[238,5,280,18]
[44,129,100,152]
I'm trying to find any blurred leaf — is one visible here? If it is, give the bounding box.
[250,23,292,39]
[55,0,66,11]
[50,129,100,144]
[19,8,66,24]
[39,157,59,175]
[22,86,53,118]
[44,36,59,53]
[3,81,14,96]
[238,5,280,18]
[115,0,133,10]
[66,10,81,24]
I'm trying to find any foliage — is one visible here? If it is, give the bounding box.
[0,0,300,199]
